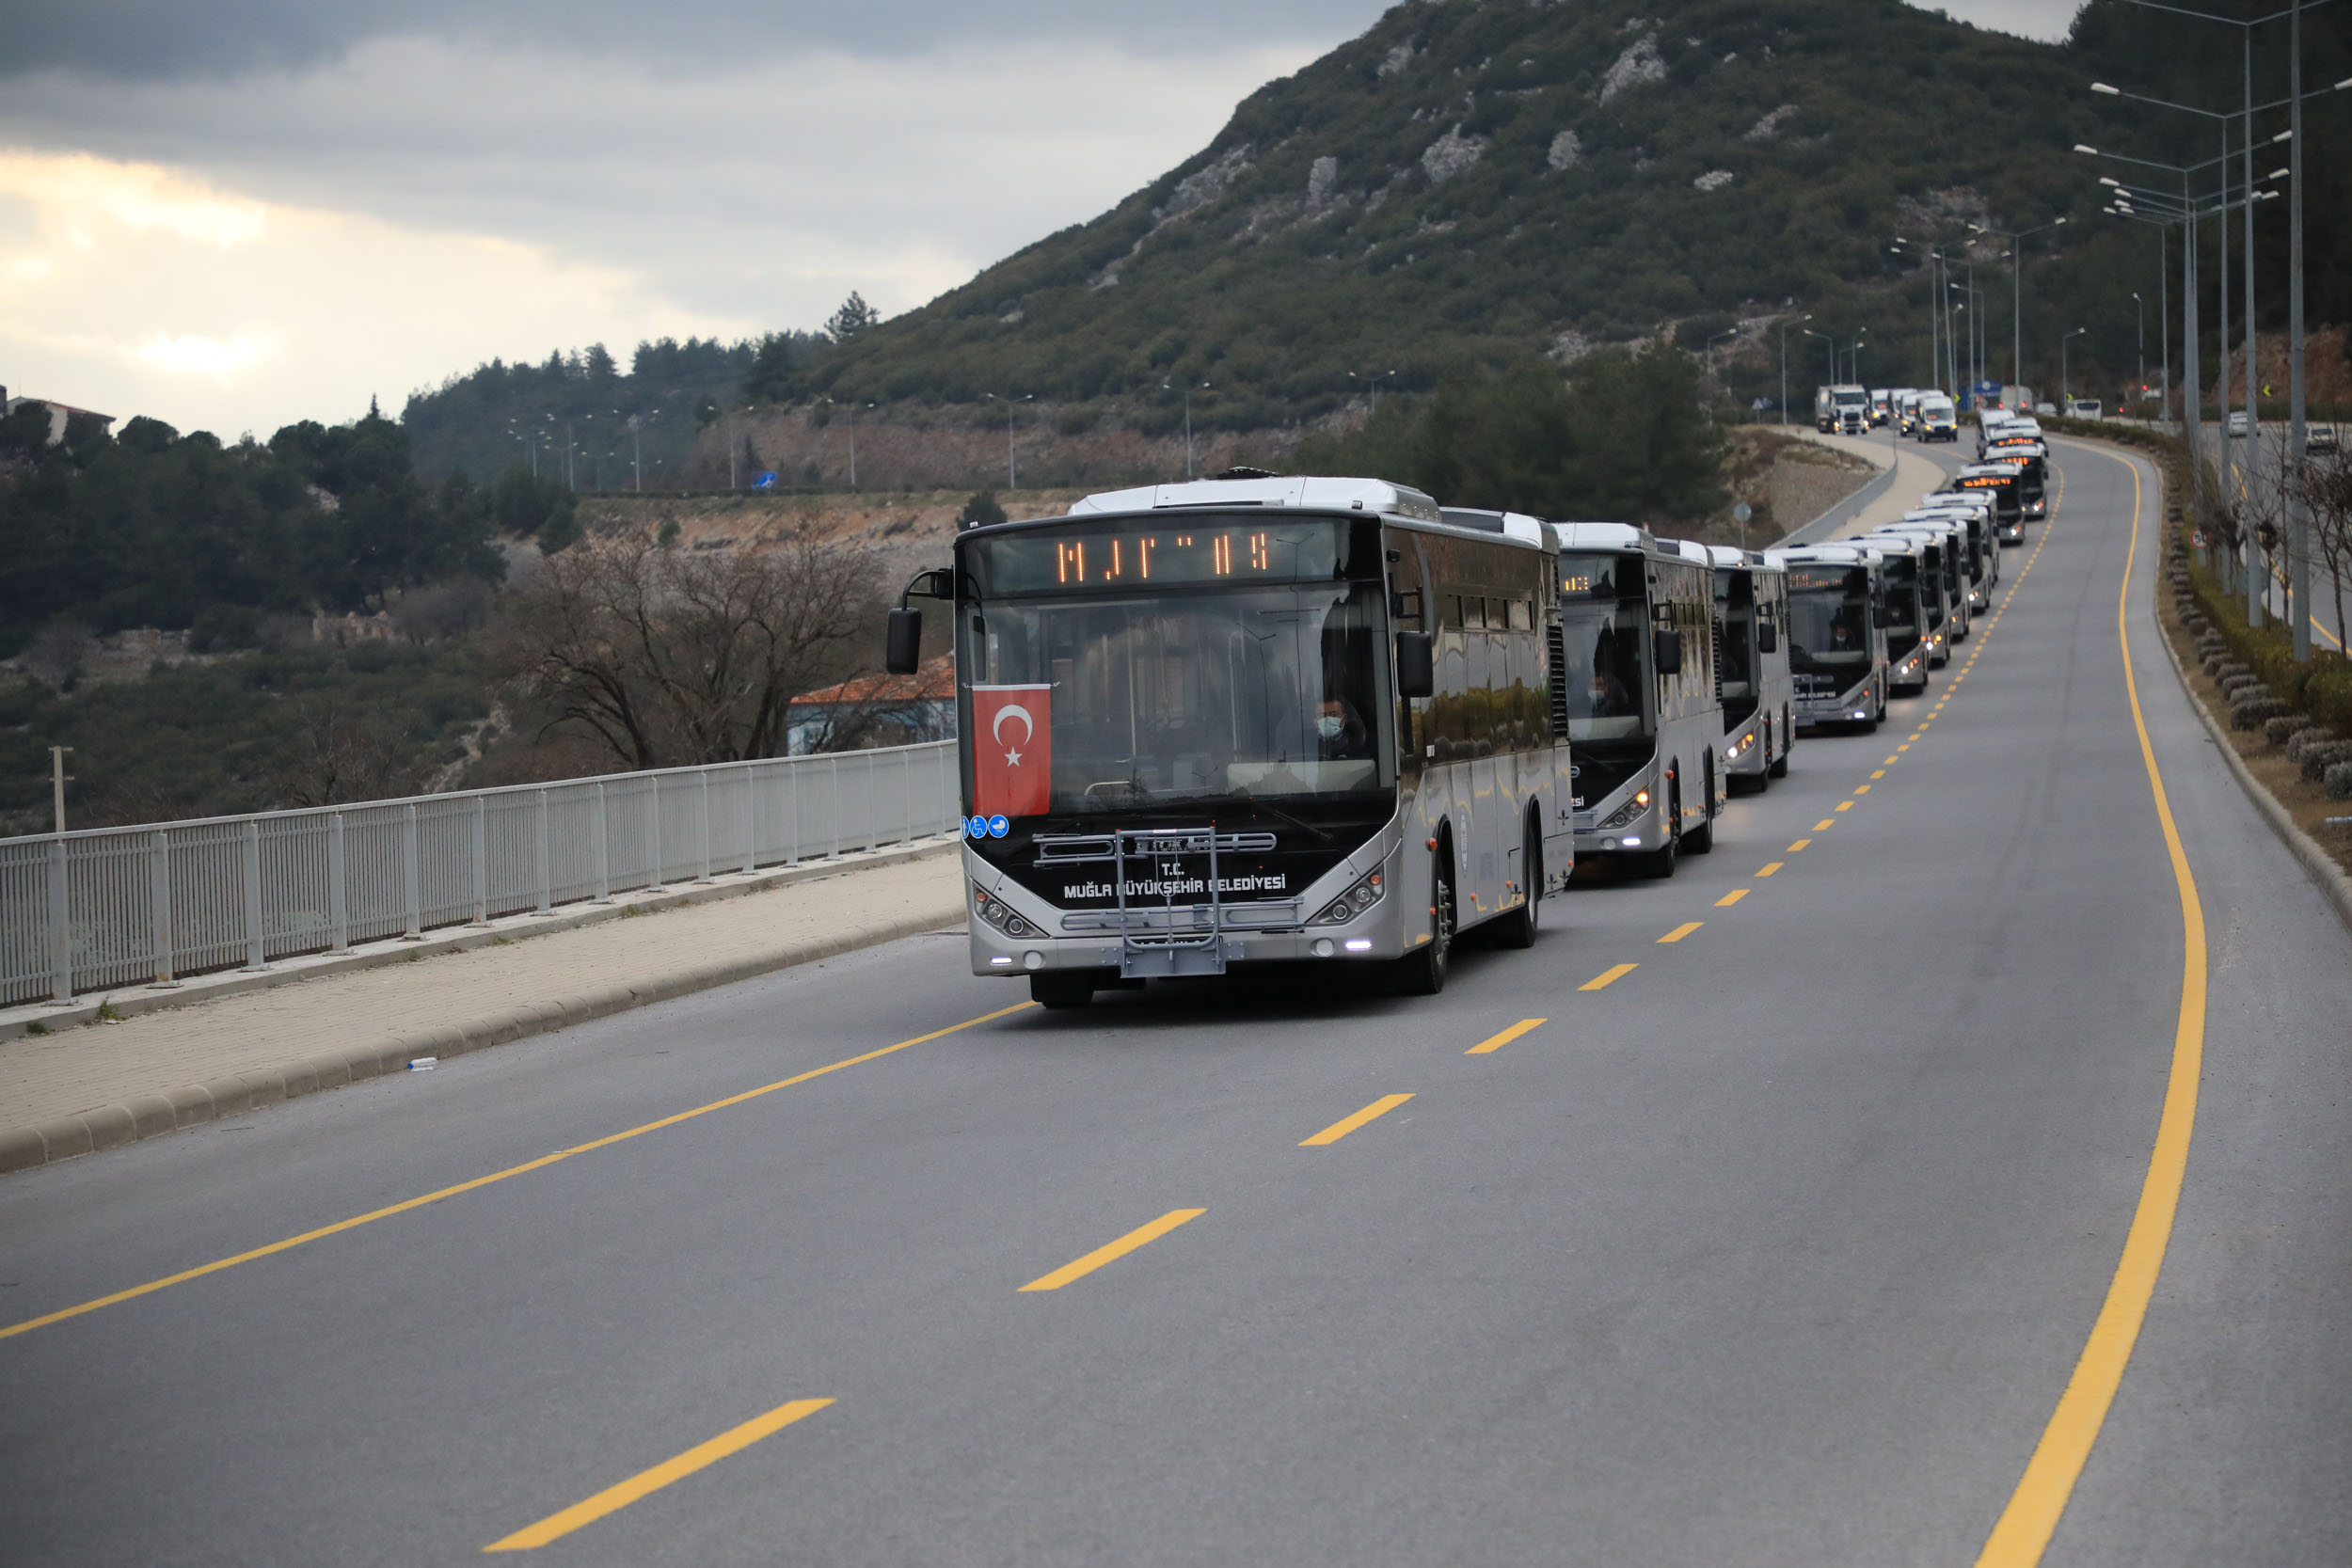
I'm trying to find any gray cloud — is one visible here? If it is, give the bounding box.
[6,0,1401,80]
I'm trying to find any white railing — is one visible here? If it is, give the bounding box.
[0,742,959,1006]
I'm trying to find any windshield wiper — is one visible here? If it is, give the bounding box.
[1226,794,1333,843]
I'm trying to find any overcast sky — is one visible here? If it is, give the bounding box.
[0,1,2081,437]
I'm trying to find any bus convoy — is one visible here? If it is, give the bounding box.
[882,452,2042,1008]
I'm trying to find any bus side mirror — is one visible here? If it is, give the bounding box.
[884,608,923,675]
[1652,627,1683,676]
[1757,621,1778,653]
[1871,604,1891,629]
[1396,632,1435,699]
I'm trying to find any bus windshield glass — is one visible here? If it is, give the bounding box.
[1880,559,1921,651]
[1786,566,1873,673]
[1557,551,1649,744]
[957,566,1394,813]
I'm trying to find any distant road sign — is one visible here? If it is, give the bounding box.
[753,471,778,490]
[1733,502,1753,524]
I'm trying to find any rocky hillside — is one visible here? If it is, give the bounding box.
[797,0,2348,427]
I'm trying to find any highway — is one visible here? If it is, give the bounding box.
[5,439,2351,1566]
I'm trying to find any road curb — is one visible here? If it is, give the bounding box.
[2153,595,2352,938]
[2083,430,2352,937]
[0,899,967,1178]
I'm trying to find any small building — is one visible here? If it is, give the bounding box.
[786,654,957,755]
[3,391,116,446]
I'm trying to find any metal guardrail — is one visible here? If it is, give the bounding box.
[0,742,959,1007]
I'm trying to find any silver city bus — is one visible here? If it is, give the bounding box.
[882,475,1574,1006]
[1706,544,1795,794]
[1552,525,1724,878]
[1864,533,1933,695]
[1874,517,1971,655]
[1905,495,1997,610]
[1768,543,1891,731]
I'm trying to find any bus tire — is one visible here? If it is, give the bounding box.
[1395,850,1454,994]
[1029,973,1095,1010]
[1684,765,1716,853]
[1639,789,1680,879]
[1496,823,1541,949]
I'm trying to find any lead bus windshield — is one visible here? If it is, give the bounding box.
[958,515,1395,814]
[1556,551,1649,746]
[1787,566,1872,685]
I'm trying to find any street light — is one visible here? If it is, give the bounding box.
[2061,327,2090,409]
[1777,314,1811,426]
[2130,291,2147,412]
[1162,380,1212,479]
[1802,326,1835,400]
[1967,216,2066,399]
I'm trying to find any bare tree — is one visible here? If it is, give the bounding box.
[271,689,432,806]
[2295,445,2352,651]
[391,578,494,644]
[497,531,884,768]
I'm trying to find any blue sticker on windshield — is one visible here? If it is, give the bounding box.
[988,815,1009,838]
[966,816,989,839]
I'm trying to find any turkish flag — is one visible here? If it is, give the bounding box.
[972,685,1053,818]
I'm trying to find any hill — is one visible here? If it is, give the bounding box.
[786,0,2349,426]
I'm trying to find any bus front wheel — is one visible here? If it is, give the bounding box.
[1638,790,1680,879]
[1395,852,1454,994]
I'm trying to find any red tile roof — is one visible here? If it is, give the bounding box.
[789,653,955,707]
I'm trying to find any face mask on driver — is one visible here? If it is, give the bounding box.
[1317,715,1344,739]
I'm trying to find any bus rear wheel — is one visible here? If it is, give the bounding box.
[1395,852,1454,994]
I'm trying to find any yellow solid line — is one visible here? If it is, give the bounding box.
[1756,862,1784,878]
[0,1002,1037,1342]
[1580,963,1638,990]
[1300,1094,1416,1148]
[485,1399,834,1552]
[1657,922,1703,943]
[1974,448,2207,1567]
[1714,889,1749,907]
[1787,838,1811,852]
[1020,1208,1207,1291]
[1467,1018,1547,1056]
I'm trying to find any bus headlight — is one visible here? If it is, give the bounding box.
[1313,870,1385,926]
[973,887,1041,939]
[1600,788,1651,830]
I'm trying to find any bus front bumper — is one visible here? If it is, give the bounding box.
[1796,679,1877,726]
[1889,644,1929,691]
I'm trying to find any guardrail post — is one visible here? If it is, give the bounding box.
[787,759,803,866]
[46,838,72,1004]
[241,819,267,971]
[470,796,489,926]
[149,830,178,987]
[829,754,843,858]
[533,789,553,914]
[328,812,350,952]
[742,766,759,876]
[901,749,914,846]
[697,770,714,882]
[648,775,664,889]
[592,783,612,903]
[402,804,422,940]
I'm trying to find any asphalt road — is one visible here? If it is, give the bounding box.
[4,439,2350,1567]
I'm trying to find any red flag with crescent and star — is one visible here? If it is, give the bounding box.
[971,685,1053,817]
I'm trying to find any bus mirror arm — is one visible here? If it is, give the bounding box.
[1652,628,1683,676]
[1396,632,1435,699]
[883,566,954,675]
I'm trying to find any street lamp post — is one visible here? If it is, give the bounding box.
[2061,327,2090,409]
[2130,292,2147,410]
[1967,217,2066,404]
[1778,314,1811,426]
[1802,328,1834,420]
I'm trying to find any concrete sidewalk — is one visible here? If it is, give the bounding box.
[1781,428,1953,544]
[0,843,966,1174]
